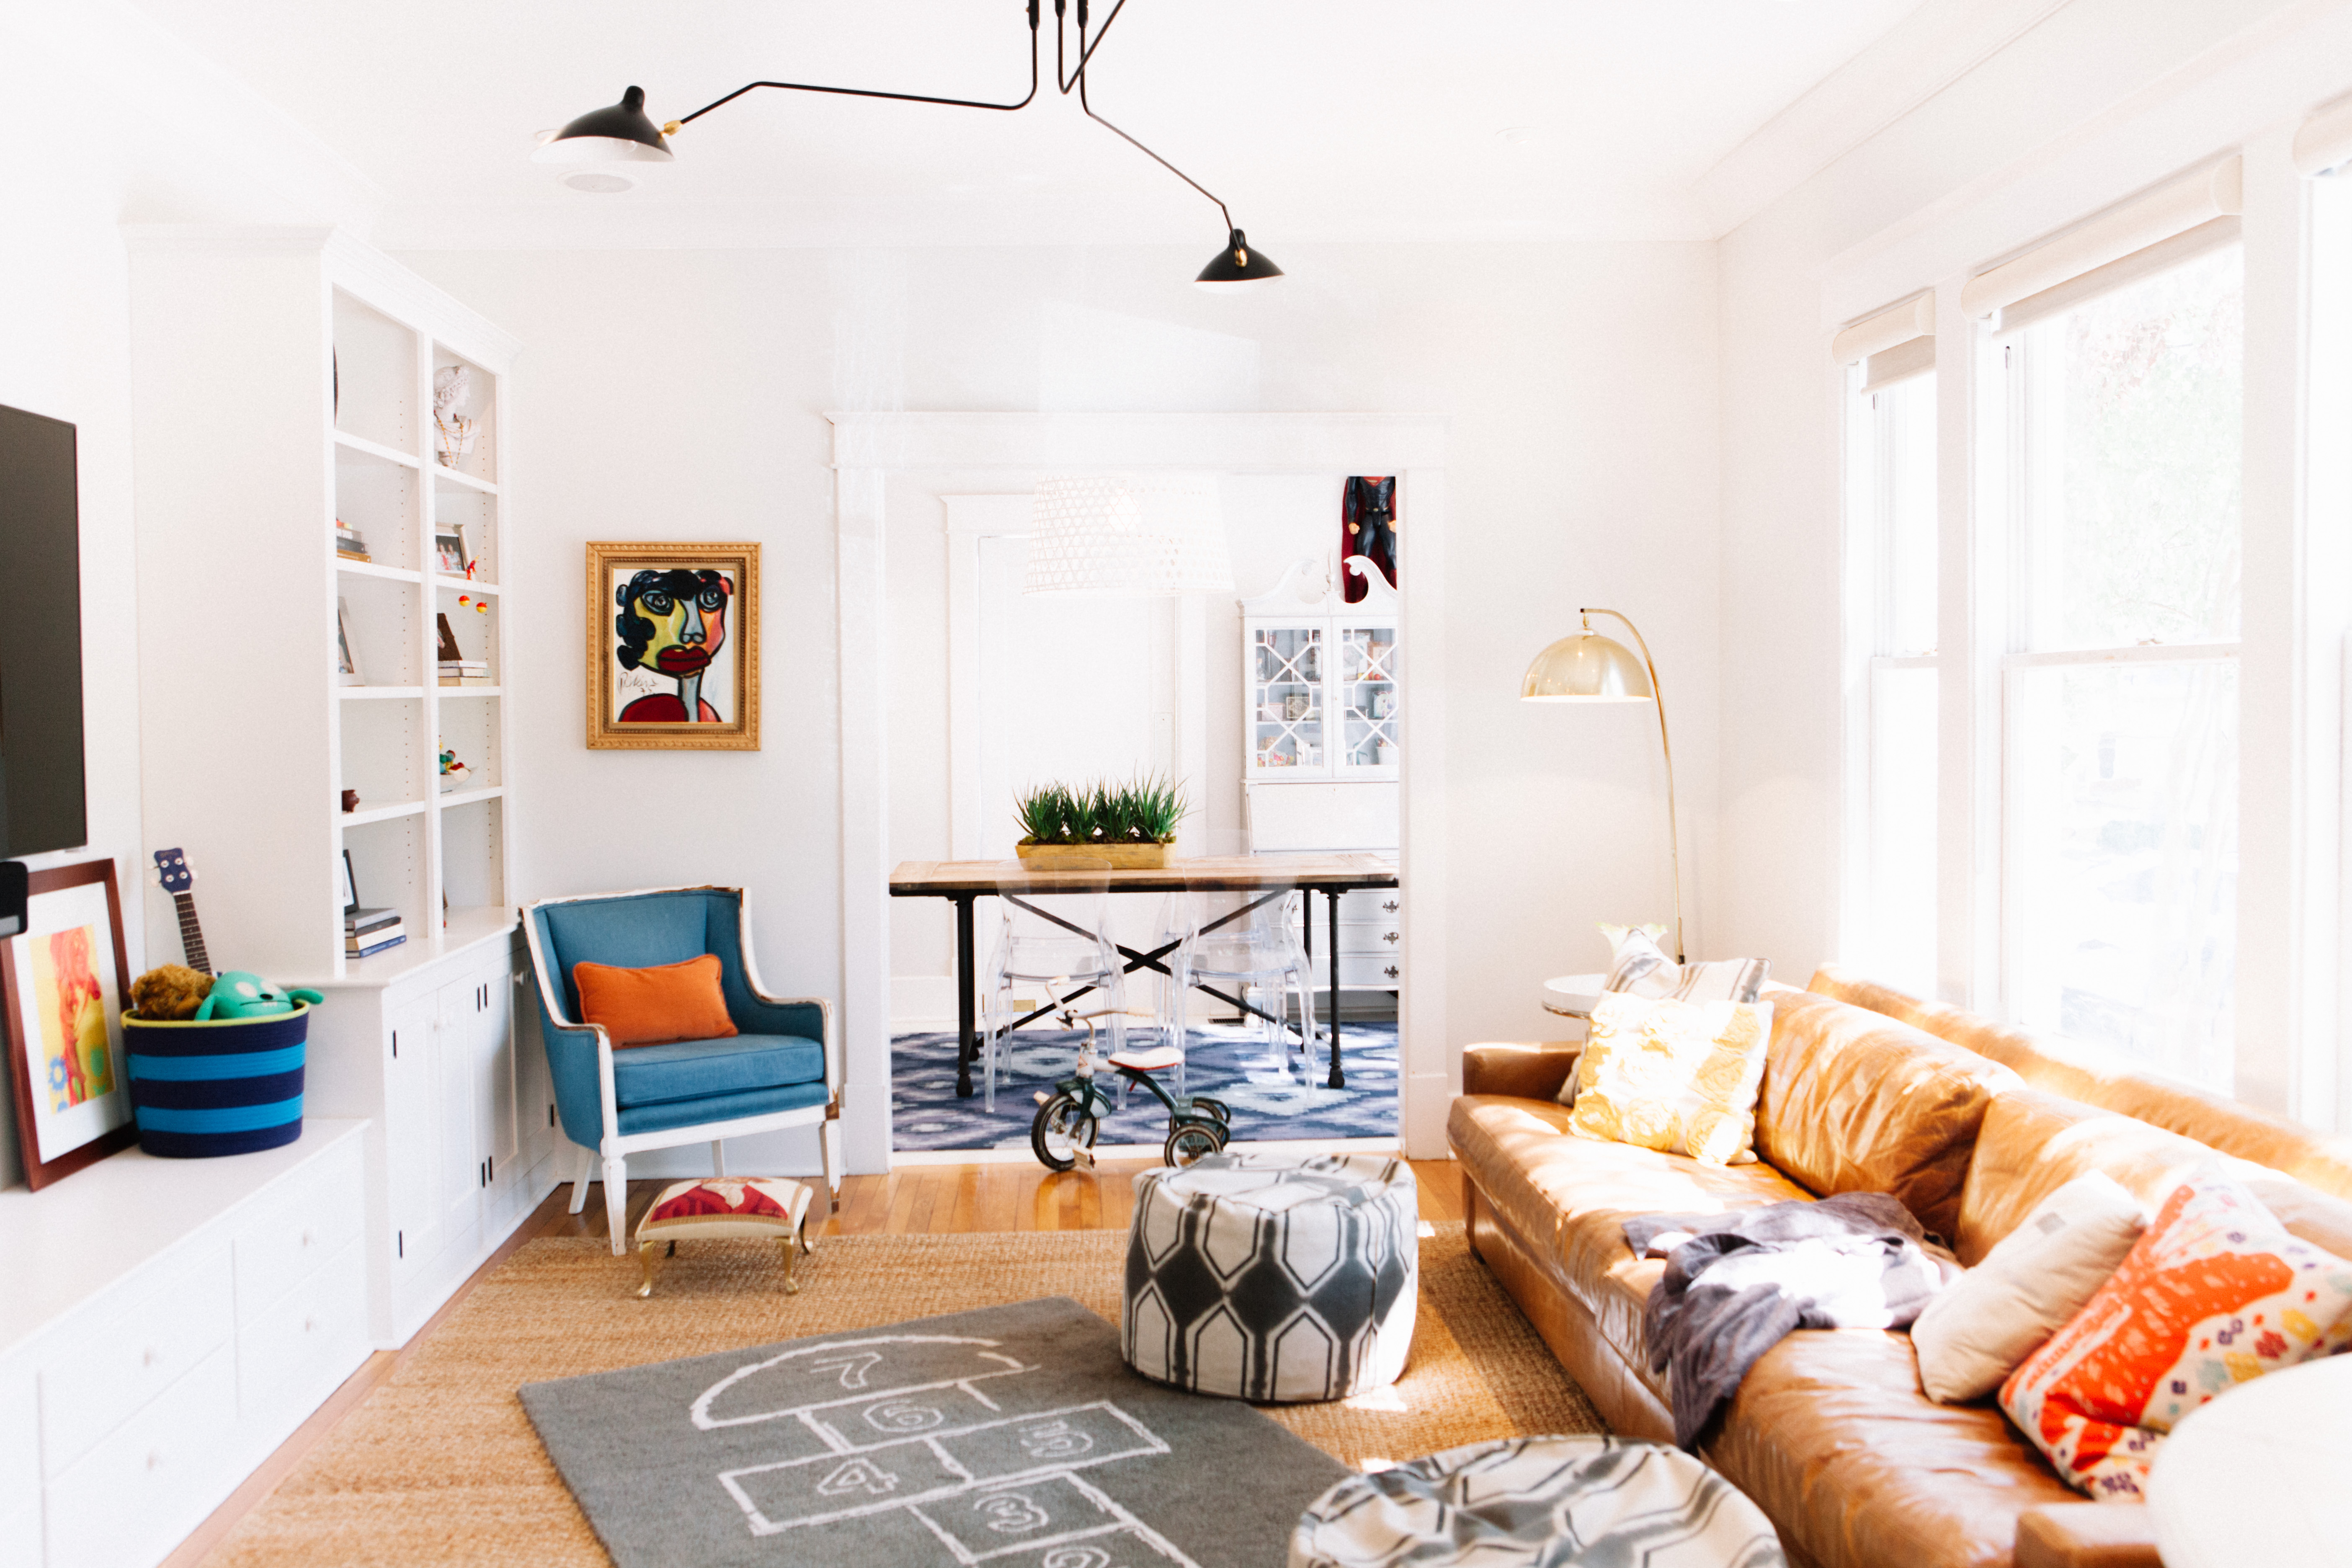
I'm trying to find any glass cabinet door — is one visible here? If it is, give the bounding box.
[1336,626,1399,773]
[1251,625,1324,773]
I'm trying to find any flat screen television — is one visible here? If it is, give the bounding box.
[0,402,88,857]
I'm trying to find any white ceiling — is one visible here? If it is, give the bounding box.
[134,0,1945,250]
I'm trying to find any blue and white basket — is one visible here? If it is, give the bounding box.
[122,1003,309,1158]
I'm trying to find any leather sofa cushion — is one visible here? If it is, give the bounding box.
[1755,990,2022,1243]
[1813,963,2352,1203]
[1703,1327,2083,1568]
[610,1032,826,1108]
[1956,1086,2352,1266]
[1448,1094,1811,1386]
[1460,1042,1584,1101]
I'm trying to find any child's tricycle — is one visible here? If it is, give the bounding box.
[1029,1028,1231,1171]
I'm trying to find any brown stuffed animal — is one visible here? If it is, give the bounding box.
[130,965,213,1021]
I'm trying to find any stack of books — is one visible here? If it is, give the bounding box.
[335,521,371,562]
[439,660,493,688]
[346,906,404,959]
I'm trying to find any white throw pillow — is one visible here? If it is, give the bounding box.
[1910,1171,2147,1404]
[1599,926,1769,1004]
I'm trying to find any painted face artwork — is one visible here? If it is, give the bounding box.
[615,568,731,723]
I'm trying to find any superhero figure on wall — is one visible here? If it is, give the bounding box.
[1341,476,1398,603]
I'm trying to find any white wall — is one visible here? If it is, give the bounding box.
[0,5,374,1185]
[1713,0,2352,1119]
[400,240,1720,1169]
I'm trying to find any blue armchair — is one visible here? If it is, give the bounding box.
[522,885,840,1253]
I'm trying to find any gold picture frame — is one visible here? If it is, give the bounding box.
[586,542,761,751]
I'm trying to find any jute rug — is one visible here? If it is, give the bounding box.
[201,1222,1600,1566]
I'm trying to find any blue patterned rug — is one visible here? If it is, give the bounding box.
[889,1021,1400,1151]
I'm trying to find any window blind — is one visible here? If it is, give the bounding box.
[1863,335,1937,393]
[2294,94,2352,177]
[1994,216,2239,335]
[1961,157,2242,326]
[1832,294,1934,367]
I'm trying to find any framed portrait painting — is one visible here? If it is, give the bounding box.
[586,542,761,750]
[2,859,136,1189]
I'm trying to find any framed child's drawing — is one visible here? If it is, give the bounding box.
[585,542,761,750]
[1,859,135,1189]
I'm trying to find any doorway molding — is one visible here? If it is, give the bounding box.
[830,412,1450,1171]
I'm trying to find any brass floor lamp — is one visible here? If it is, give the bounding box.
[1520,608,1683,964]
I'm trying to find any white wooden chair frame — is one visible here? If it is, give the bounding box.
[522,884,843,1255]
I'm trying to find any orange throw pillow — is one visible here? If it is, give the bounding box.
[573,954,738,1048]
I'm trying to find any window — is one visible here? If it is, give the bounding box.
[2003,243,2244,1088]
[1846,366,1939,993]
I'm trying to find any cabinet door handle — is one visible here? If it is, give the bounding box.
[1383,930,1400,944]
[1383,965,1399,979]
[1382,900,1398,913]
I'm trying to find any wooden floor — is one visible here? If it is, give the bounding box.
[164,1154,1462,1566]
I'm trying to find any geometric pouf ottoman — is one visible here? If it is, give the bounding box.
[632,1176,816,1299]
[1124,1150,1417,1402]
[1288,1435,1785,1568]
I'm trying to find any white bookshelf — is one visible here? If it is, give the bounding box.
[128,230,555,1365]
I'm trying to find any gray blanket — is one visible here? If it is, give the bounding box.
[1625,1192,1957,1447]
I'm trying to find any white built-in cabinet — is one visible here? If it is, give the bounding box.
[97,228,556,1564]
[0,1125,371,1568]
[1240,557,1405,999]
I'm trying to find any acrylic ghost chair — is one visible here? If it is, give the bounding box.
[1159,831,1319,1093]
[523,885,840,1254]
[980,859,1131,1112]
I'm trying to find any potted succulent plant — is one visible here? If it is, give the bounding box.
[1014,774,1189,869]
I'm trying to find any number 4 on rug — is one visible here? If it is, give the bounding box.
[816,1458,900,1498]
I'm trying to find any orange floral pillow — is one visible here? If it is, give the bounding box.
[1998,1173,2352,1501]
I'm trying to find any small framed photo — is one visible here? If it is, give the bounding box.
[436,611,466,665]
[335,597,363,686]
[2,860,135,1190]
[433,526,472,576]
[587,542,761,751]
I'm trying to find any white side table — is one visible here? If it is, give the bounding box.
[2147,1354,2352,1567]
[1540,972,1605,1020]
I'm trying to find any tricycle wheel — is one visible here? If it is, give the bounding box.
[1189,1096,1231,1125]
[1032,1091,1099,1172]
[1163,1121,1226,1168]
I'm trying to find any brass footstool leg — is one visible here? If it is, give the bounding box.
[779,1230,801,1294]
[637,1240,658,1299]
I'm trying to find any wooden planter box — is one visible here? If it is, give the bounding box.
[1016,841,1172,870]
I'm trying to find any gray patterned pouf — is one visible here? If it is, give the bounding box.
[1122,1151,1417,1402]
[1289,1435,1785,1568]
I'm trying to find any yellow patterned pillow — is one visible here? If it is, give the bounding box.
[1567,993,1774,1165]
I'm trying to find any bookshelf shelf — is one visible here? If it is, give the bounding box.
[436,686,504,699]
[431,464,498,496]
[343,800,428,826]
[333,429,420,469]
[436,784,504,810]
[430,575,500,596]
[337,560,422,584]
[340,685,426,700]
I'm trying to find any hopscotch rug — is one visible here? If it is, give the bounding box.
[519,1295,1353,1568]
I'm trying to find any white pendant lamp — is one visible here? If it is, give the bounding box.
[1024,473,1234,598]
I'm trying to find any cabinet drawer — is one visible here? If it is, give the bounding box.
[1333,889,1402,922]
[40,1246,234,1478]
[0,1358,36,1526]
[231,1137,364,1313]
[45,1347,239,1568]
[238,1238,368,1420]
[1337,954,1403,988]
[1335,921,1403,957]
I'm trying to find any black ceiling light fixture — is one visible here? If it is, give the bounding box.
[532,0,1282,291]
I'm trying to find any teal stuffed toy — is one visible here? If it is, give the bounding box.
[194,971,326,1021]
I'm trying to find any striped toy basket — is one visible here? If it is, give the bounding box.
[122,1003,309,1158]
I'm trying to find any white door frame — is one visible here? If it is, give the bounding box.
[832,412,1450,1171]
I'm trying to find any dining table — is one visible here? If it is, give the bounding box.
[887,853,1401,1098]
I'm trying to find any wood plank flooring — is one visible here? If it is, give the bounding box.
[165,1154,1462,1566]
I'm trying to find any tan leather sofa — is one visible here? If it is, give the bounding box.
[1811,962,2352,1201]
[1451,985,2352,1568]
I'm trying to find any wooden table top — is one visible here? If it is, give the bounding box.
[889,853,1399,896]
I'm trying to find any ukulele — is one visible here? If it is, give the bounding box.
[151,848,213,975]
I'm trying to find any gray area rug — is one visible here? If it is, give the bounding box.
[521,1295,1354,1568]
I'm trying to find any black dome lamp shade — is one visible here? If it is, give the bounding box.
[1195,228,1283,293]
[533,85,675,165]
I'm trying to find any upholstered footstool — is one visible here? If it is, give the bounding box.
[1289,1435,1785,1568]
[1123,1151,1416,1402]
[633,1176,816,1299]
